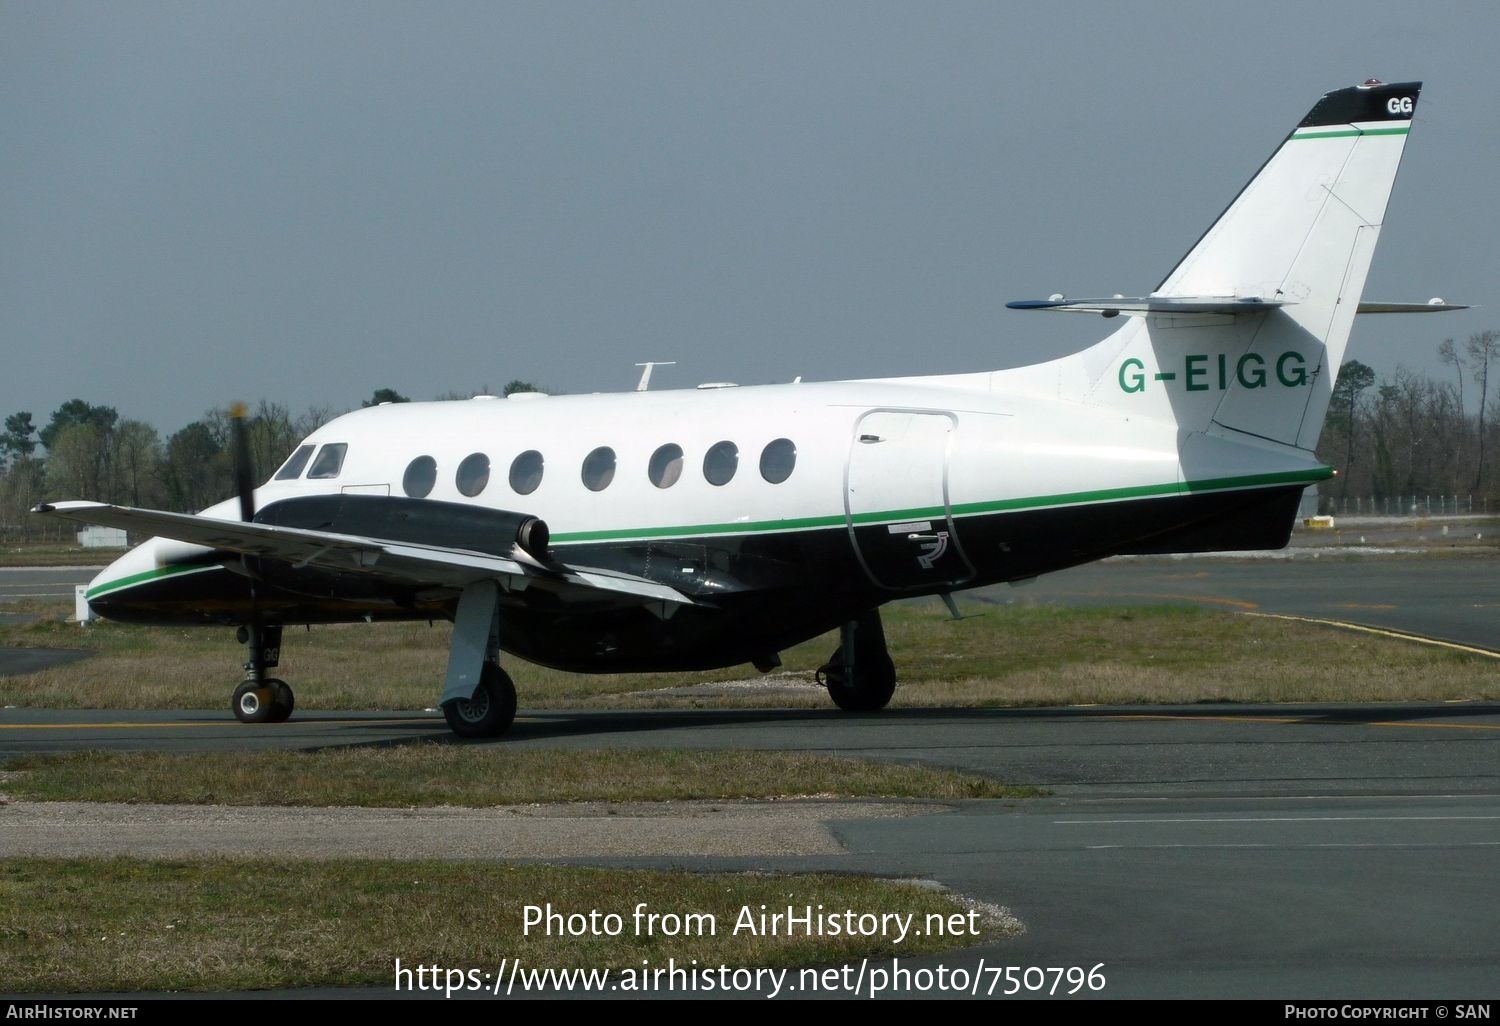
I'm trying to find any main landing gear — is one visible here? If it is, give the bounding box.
[439,580,517,739]
[817,609,897,712]
[231,623,294,723]
[443,660,518,738]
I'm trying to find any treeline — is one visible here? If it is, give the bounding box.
[0,400,337,541]
[1318,331,1500,506]
[0,383,541,542]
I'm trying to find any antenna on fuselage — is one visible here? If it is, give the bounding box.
[634,361,676,391]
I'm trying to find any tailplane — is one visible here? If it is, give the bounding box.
[1005,80,1425,451]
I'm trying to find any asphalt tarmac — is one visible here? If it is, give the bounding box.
[979,555,1500,655]
[4,702,1497,998]
[2,555,1498,998]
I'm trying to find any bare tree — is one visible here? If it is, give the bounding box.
[1468,330,1499,491]
[1328,360,1375,495]
[1439,338,1466,419]
[111,420,162,506]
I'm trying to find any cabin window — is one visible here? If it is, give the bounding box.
[648,444,684,489]
[456,452,490,497]
[403,455,437,498]
[581,446,616,492]
[306,443,348,480]
[274,444,315,481]
[509,450,544,495]
[759,438,797,484]
[703,440,738,486]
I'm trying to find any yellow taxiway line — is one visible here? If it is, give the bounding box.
[1242,611,1500,660]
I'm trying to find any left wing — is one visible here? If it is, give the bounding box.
[33,500,694,607]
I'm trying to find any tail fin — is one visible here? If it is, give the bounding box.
[1007,81,1420,451]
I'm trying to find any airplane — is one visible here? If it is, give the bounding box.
[34,80,1465,738]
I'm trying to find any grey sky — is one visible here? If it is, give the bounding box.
[4,1,1497,435]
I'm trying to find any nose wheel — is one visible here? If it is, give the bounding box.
[232,678,295,723]
[231,622,293,723]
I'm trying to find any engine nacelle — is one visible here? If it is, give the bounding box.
[254,493,550,562]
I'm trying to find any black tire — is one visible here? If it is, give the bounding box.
[442,663,518,738]
[231,680,276,724]
[819,649,897,712]
[267,679,294,723]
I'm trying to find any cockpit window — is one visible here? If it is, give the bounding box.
[274,444,315,481]
[306,443,348,480]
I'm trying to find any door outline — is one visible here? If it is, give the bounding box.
[843,408,975,591]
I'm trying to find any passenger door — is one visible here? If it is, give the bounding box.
[845,410,973,590]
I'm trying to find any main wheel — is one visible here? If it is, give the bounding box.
[818,648,896,712]
[231,680,277,723]
[442,663,518,738]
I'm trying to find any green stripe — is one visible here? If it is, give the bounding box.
[86,563,223,600]
[1292,126,1410,140]
[550,468,1330,544]
[89,469,1331,583]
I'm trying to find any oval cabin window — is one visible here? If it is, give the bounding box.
[703,441,738,486]
[456,452,490,497]
[759,438,797,484]
[509,450,544,495]
[403,455,437,498]
[581,446,616,492]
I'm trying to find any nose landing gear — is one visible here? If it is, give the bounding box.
[231,623,294,723]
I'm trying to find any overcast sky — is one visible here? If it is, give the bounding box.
[4,1,1497,435]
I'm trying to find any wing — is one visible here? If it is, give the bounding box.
[33,500,695,608]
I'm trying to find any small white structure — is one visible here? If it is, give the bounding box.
[78,526,127,549]
[74,584,95,624]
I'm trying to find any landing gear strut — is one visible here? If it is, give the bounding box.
[817,609,897,712]
[231,623,294,723]
[439,580,517,739]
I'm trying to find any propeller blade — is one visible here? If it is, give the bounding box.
[230,402,256,523]
[229,403,265,683]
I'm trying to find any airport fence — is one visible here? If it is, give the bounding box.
[1320,495,1490,516]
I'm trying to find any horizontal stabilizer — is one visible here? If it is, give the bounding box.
[1355,300,1470,314]
[1006,296,1290,317]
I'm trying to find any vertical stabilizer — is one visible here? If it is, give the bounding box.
[1161,80,1419,449]
[1000,82,1420,453]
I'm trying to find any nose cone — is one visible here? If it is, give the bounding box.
[86,541,162,617]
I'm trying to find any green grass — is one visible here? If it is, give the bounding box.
[0,544,114,568]
[0,858,1013,992]
[1,599,1494,712]
[0,747,1034,806]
